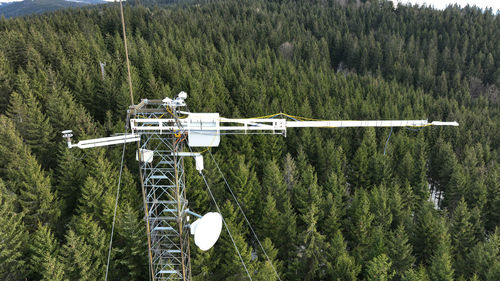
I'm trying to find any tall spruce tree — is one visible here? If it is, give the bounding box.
[466,227,500,280]
[253,238,281,281]
[213,200,254,280]
[412,203,447,265]
[484,166,500,232]
[387,224,415,276]
[0,51,12,114]
[451,198,478,278]
[365,253,394,281]
[0,115,60,230]
[326,230,361,281]
[113,205,148,280]
[0,180,27,280]
[427,228,454,281]
[6,71,55,167]
[77,151,119,228]
[40,255,67,281]
[61,214,107,281]
[350,127,378,189]
[225,154,260,223]
[28,223,60,280]
[401,266,430,281]
[55,146,86,220]
[348,189,375,263]
[295,204,329,281]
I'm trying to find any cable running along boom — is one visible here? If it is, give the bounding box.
[62,92,459,281]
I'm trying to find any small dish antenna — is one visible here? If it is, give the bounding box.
[190,212,223,251]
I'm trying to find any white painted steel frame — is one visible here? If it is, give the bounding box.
[70,133,140,148]
[130,118,458,134]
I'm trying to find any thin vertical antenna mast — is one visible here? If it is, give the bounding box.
[120,0,134,105]
[118,1,156,280]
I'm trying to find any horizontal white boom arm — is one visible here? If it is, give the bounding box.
[68,133,140,149]
[130,117,458,133]
[66,116,458,149]
[285,120,459,128]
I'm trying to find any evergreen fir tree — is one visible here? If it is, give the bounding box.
[296,204,329,280]
[61,214,107,281]
[261,159,286,205]
[55,146,86,219]
[365,253,394,281]
[413,203,446,265]
[294,163,323,226]
[451,198,478,278]
[280,195,298,272]
[348,189,375,263]
[350,127,377,189]
[428,229,455,281]
[28,223,59,280]
[6,73,55,167]
[320,192,342,237]
[213,201,253,280]
[283,153,298,196]
[484,167,500,232]
[387,224,415,276]
[40,255,68,281]
[401,266,430,281]
[444,164,467,209]
[225,154,260,222]
[0,180,27,280]
[253,238,281,281]
[260,194,281,239]
[0,115,60,230]
[77,152,118,228]
[429,138,458,202]
[369,184,393,229]
[387,183,410,229]
[191,245,215,281]
[400,180,417,216]
[413,140,430,206]
[44,80,94,135]
[113,205,148,280]
[326,230,361,281]
[0,50,12,114]
[466,227,500,280]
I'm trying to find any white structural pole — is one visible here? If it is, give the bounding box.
[62,130,140,149]
[284,120,459,128]
[129,117,458,134]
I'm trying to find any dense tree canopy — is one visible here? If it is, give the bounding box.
[0,0,499,280]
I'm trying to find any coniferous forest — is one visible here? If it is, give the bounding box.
[0,0,499,280]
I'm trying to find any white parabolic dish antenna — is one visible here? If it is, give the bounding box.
[190,212,223,251]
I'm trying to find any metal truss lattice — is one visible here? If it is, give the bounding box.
[133,101,191,281]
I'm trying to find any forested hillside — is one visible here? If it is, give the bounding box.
[0,0,104,18]
[0,0,499,280]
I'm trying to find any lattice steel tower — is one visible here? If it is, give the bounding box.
[131,99,191,280]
